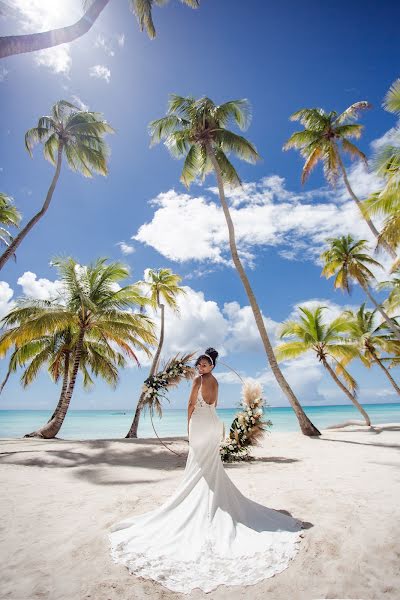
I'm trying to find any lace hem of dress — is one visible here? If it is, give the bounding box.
[108,523,305,594]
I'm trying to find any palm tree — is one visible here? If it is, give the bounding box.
[126,267,187,438]
[0,192,21,263]
[149,94,321,436]
[362,80,400,268]
[339,304,400,395]
[0,256,157,438]
[320,235,400,342]
[283,103,397,261]
[0,100,114,271]
[0,0,199,59]
[275,305,371,425]
[376,266,400,317]
[0,326,129,427]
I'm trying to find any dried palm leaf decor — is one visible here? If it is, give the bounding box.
[220,380,272,463]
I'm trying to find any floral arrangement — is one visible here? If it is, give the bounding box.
[220,380,272,463]
[141,352,196,417]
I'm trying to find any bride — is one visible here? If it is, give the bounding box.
[108,347,305,594]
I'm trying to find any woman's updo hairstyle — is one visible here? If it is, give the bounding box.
[195,347,219,369]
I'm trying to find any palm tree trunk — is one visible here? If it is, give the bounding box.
[24,329,85,439]
[206,144,321,436]
[322,356,371,425]
[0,143,64,271]
[0,0,110,59]
[371,353,400,395]
[359,281,400,342]
[48,353,71,422]
[336,150,397,260]
[126,298,165,438]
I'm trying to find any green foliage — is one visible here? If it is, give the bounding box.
[25,100,114,178]
[149,95,260,188]
[283,103,371,186]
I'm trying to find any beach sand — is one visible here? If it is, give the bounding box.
[1,424,399,600]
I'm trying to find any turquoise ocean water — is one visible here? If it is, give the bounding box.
[0,403,399,439]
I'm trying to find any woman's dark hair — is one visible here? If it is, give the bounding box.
[195,347,219,368]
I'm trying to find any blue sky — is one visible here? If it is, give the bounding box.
[0,0,399,411]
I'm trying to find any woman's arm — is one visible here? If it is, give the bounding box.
[214,380,219,408]
[187,376,201,436]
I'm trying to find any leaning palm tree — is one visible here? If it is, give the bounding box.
[149,94,320,436]
[126,267,187,438]
[0,100,114,271]
[376,266,400,317]
[283,103,397,260]
[0,0,199,59]
[339,304,400,396]
[0,326,129,433]
[0,256,157,438]
[0,192,21,263]
[275,305,371,425]
[320,235,400,342]
[362,80,400,268]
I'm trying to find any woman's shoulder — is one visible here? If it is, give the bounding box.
[193,375,201,386]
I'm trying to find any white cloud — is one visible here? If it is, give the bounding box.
[117,33,125,47]
[89,64,111,83]
[12,0,83,74]
[16,271,65,301]
[370,125,400,152]
[133,177,380,271]
[222,301,280,353]
[131,284,229,368]
[117,241,135,255]
[0,281,15,321]
[336,161,384,202]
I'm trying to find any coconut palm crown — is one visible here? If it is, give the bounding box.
[25,99,114,177]
[283,101,371,185]
[149,95,261,188]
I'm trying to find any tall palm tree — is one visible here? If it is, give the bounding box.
[0,100,114,271]
[362,80,400,268]
[126,267,187,438]
[320,235,400,342]
[339,304,400,395]
[149,94,321,436]
[283,103,397,261]
[0,256,157,438]
[274,305,371,425]
[0,0,199,59]
[0,192,21,263]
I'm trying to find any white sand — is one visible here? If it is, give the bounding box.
[1,424,400,600]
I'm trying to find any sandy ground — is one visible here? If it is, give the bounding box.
[1,423,400,600]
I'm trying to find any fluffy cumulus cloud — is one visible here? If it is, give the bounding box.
[0,281,15,321]
[116,241,135,255]
[132,167,391,279]
[16,271,65,301]
[89,64,111,83]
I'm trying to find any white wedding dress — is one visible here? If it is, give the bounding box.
[108,377,305,594]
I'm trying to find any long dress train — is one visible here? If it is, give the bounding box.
[107,376,305,594]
